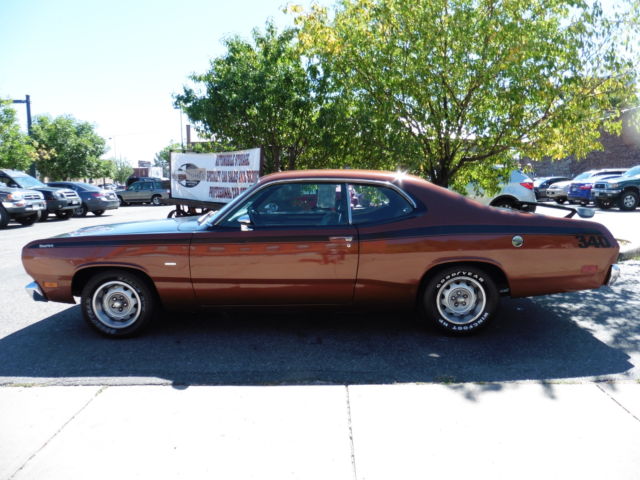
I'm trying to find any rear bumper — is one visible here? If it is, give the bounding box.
[25,281,48,302]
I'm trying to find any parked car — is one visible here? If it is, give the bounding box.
[567,169,627,205]
[591,164,640,210]
[545,180,572,204]
[47,181,120,217]
[533,176,571,201]
[23,169,619,338]
[0,185,46,228]
[117,180,170,206]
[0,169,81,220]
[466,169,537,212]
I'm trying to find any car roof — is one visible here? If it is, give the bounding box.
[260,169,422,184]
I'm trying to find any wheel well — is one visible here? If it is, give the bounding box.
[622,187,639,195]
[417,261,510,305]
[72,266,161,303]
[490,195,517,206]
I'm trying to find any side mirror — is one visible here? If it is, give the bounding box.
[238,214,253,231]
[576,207,595,219]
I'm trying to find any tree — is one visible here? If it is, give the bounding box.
[154,143,182,178]
[31,115,106,180]
[111,158,133,185]
[175,21,321,173]
[0,101,36,171]
[294,0,639,189]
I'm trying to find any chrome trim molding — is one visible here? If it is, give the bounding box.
[25,281,48,302]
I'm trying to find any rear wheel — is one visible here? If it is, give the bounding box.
[15,213,39,226]
[151,195,162,206]
[490,198,515,209]
[81,270,156,338]
[56,210,73,220]
[117,196,128,206]
[422,266,498,334]
[618,190,639,211]
[93,210,105,216]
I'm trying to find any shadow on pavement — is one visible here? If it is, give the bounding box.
[0,286,635,390]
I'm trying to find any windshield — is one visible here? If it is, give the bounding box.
[573,172,592,181]
[197,182,260,226]
[14,174,46,189]
[623,166,640,178]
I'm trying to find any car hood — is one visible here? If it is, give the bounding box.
[54,216,203,238]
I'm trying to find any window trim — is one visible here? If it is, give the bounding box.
[213,177,417,228]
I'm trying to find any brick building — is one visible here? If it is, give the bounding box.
[529,109,640,177]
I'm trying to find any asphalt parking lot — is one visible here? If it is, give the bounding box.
[1,204,639,479]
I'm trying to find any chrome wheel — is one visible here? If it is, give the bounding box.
[91,280,141,329]
[436,275,486,326]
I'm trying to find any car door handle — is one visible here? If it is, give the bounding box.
[329,236,353,242]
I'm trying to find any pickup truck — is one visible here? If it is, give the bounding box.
[591,165,640,211]
[0,185,46,228]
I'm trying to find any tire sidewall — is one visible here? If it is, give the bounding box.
[619,191,638,211]
[81,270,155,338]
[423,267,498,334]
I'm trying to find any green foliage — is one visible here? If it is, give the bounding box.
[294,0,639,187]
[154,143,182,177]
[0,101,36,170]
[110,158,133,185]
[175,21,321,173]
[31,115,106,180]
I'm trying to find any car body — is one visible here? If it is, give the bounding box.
[0,169,81,221]
[591,165,640,211]
[567,169,628,205]
[117,180,170,206]
[466,169,537,212]
[22,169,620,338]
[47,181,120,217]
[0,186,46,228]
[533,176,571,201]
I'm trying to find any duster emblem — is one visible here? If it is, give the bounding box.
[512,235,524,248]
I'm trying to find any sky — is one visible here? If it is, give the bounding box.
[0,0,327,166]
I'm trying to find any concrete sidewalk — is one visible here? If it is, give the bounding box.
[2,383,640,480]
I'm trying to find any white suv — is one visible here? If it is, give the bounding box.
[466,169,537,212]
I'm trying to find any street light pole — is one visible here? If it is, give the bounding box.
[11,95,35,176]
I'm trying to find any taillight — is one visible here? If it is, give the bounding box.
[579,184,593,190]
[91,192,106,198]
[520,182,534,190]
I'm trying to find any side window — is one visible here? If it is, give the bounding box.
[220,182,346,227]
[350,184,413,224]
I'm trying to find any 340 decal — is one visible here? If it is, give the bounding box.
[575,235,611,248]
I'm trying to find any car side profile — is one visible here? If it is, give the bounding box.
[23,170,619,338]
[47,181,120,217]
[117,180,170,206]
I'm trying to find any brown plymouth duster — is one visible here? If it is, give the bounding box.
[22,170,620,337]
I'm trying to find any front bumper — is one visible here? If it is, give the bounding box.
[25,281,48,302]
[592,189,621,200]
[46,198,81,212]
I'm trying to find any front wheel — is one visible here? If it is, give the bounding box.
[422,266,498,334]
[618,190,639,211]
[151,195,162,206]
[73,204,88,217]
[81,270,156,338]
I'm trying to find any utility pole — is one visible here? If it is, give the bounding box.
[11,95,36,176]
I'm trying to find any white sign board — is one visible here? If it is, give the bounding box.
[170,148,261,204]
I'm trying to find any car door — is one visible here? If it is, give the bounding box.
[190,181,359,305]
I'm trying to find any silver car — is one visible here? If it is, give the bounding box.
[466,169,537,212]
